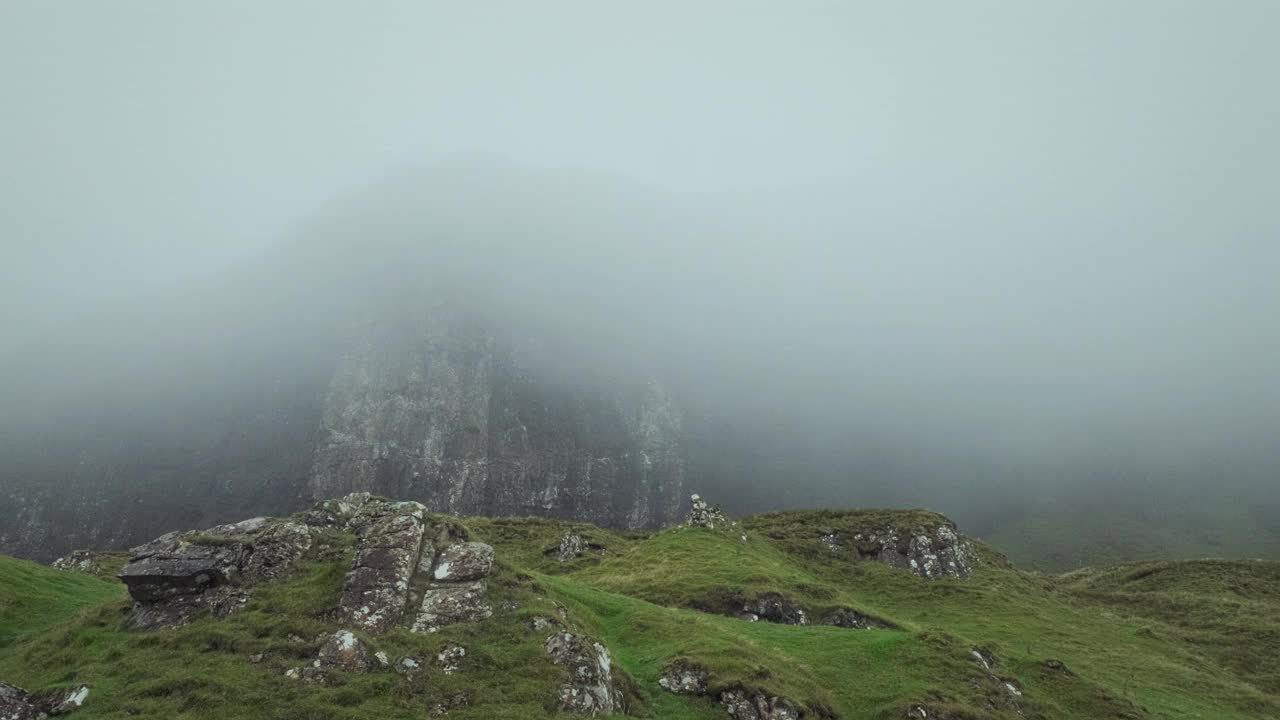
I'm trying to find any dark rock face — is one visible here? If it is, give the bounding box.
[742,592,808,626]
[307,311,686,533]
[0,681,90,719]
[545,632,625,716]
[118,517,313,630]
[721,689,804,720]
[0,306,686,563]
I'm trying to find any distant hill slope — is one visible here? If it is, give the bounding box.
[984,501,1280,573]
[1,498,1277,719]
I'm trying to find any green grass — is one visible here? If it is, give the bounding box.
[0,555,126,648]
[2,510,1278,719]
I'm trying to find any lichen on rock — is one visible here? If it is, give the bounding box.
[545,632,626,716]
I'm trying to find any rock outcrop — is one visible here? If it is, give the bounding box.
[658,660,708,695]
[545,632,626,716]
[308,310,686,532]
[413,541,495,633]
[0,681,90,719]
[1,302,687,564]
[118,517,312,630]
[721,689,804,720]
[853,524,973,579]
[740,592,808,625]
[334,499,429,633]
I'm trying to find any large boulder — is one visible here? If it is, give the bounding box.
[118,517,312,630]
[545,632,626,716]
[335,501,428,633]
[431,542,494,582]
[413,581,493,633]
[412,541,496,633]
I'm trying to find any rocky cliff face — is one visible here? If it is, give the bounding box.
[0,302,686,562]
[309,307,684,529]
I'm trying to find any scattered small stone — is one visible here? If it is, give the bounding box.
[248,653,265,664]
[436,644,466,675]
[429,692,470,716]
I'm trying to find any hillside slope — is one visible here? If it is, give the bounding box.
[1,496,1277,719]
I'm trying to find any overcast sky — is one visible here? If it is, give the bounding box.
[2,1,1277,431]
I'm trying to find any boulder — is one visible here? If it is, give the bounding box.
[118,517,312,630]
[315,630,373,672]
[413,581,493,633]
[657,660,708,695]
[335,501,428,633]
[431,542,494,582]
[412,541,496,633]
[720,689,804,720]
[545,632,625,716]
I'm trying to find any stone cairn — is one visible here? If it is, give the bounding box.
[686,494,730,529]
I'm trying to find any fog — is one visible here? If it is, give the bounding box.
[3,2,1278,565]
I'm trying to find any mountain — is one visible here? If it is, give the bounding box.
[1,494,1276,719]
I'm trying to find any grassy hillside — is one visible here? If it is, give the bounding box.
[0,555,126,648]
[1,510,1278,719]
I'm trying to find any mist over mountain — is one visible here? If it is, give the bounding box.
[3,2,1279,570]
[2,157,1277,566]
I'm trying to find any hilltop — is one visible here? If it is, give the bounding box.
[1,494,1277,719]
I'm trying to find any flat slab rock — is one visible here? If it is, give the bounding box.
[118,517,312,630]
